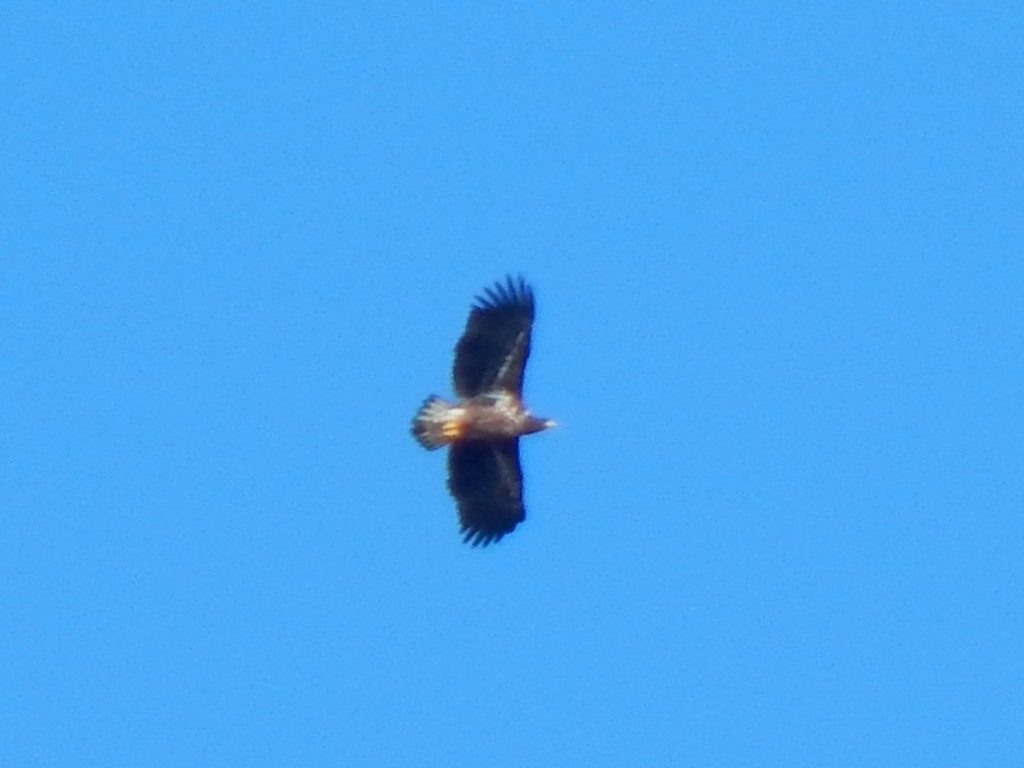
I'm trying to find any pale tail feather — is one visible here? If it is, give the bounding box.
[411,396,457,449]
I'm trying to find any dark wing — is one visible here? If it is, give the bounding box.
[447,439,525,546]
[453,275,534,398]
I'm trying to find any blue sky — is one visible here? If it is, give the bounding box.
[3,3,1022,766]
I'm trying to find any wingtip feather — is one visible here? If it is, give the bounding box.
[472,274,534,314]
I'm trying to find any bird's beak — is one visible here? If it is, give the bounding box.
[544,419,558,429]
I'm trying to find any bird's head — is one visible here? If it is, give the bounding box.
[524,414,557,435]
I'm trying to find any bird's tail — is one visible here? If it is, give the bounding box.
[411,395,460,450]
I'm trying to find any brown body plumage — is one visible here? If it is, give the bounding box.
[411,276,555,546]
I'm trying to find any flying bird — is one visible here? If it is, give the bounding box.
[411,275,556,546]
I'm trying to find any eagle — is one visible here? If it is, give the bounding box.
[411,275,556,546]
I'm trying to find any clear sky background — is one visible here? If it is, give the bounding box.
[3,4,1022,766]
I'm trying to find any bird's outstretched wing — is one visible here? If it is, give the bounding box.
[447,439,525,546]
[453,275,534,398]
